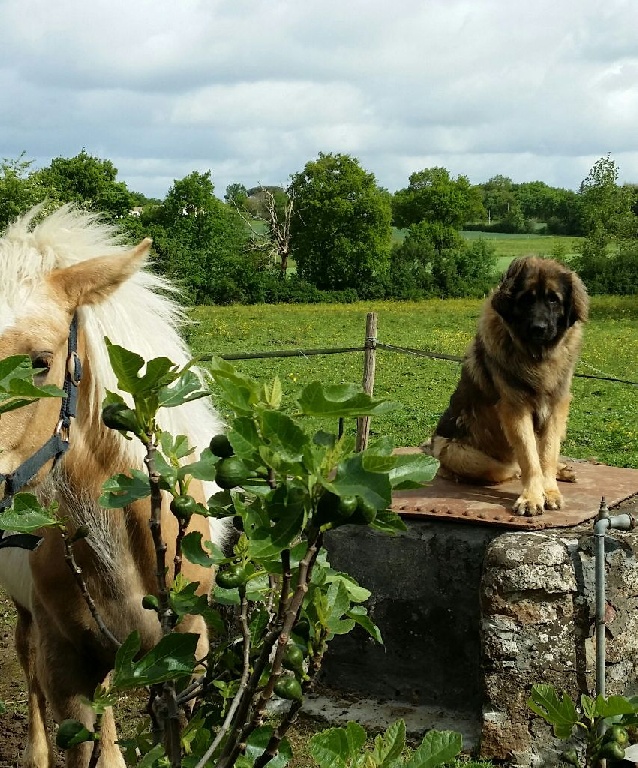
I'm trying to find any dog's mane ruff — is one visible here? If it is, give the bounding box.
[1,204,225,518]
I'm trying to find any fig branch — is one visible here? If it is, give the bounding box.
[195,587,253,768]
[144,437,173,636]
[60,528,121,650]
[219,529,323,768]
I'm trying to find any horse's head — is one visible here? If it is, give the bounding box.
[0,238,152,490]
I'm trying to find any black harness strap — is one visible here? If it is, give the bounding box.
[0,533,45,551]
[0,314,82,550]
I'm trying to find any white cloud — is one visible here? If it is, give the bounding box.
[2,0,638,199]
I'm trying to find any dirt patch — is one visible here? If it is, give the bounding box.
[0,589,65,767]
[0,591,146,767]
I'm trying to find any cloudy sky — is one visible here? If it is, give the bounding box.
[2,0,638,200]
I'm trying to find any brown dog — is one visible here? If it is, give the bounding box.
[430,256,589,516]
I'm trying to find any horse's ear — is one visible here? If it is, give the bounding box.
[48,239,152,308]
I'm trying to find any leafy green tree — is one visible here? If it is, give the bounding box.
[389,227,438,299]
[547,189,583,235]
[433,237,497,297]
[393,167,484,229]
[472,177,584,234]
[151,171,254,303]
[625,182,638,217]
[479,175,516,224]
[128,190,161,208]
[224,182,249,209]
[160,170,220,222]
[515,180,561,222]
[514,180,588,234]
[289,153,393,294]
[36,150,133,219]
[572,155,638,294]
[0,153,50,229]
[389,221,496,299]
[500,200,527,233]
[579,154,635,239]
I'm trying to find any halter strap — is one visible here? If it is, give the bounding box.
[0,314,82,551]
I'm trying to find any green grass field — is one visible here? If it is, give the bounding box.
[460,231,582,272]
[392,229,583,273]
[188,296,638,469]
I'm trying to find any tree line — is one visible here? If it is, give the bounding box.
[1,149,636,302]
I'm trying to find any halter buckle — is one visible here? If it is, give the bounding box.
[67,351,82,386]
[55,419,70,443]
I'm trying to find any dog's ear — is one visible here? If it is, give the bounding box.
[564,271,589,327]
[492,257,528,320]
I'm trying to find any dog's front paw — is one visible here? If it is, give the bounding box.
[544,488,564,510]
[513,492,545,517]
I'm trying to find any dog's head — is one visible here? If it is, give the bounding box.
[492,256,589,346]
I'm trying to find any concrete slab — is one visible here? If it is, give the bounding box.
[302,691,481,750]
[391,451,638,529]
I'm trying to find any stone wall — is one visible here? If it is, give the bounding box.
[322,501,638,766]
[481,521,638,766]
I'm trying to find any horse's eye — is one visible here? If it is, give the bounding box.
[31,352,53,373]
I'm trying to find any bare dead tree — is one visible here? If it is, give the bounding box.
[261,187,294,275]
[229,185,294,275]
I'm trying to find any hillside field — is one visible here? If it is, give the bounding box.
[390,230,582,273]
[460,231,583,272]
[188,295,638,469]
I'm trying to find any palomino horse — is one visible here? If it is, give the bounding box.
[0,205,227,767]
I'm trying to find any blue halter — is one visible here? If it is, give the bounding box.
[0,314,82,550]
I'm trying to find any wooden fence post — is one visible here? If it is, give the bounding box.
[356,312,377,452]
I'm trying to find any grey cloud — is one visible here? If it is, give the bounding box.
[2,0,638,199]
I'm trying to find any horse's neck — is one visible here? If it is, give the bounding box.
[52,379,148,580]
[47,426,164,650]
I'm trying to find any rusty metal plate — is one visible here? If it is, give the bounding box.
[391,450,638,530]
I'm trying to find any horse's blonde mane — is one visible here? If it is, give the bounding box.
[0,204,224,467]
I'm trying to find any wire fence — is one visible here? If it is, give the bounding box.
[198,310,636,450]
[201,341,638,388]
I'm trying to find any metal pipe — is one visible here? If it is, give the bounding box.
[594,497,634,698]
[595,498,610,699]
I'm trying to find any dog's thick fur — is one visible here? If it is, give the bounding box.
[430,256,589,516]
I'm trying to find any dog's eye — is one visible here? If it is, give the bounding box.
[547,293,561,305]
